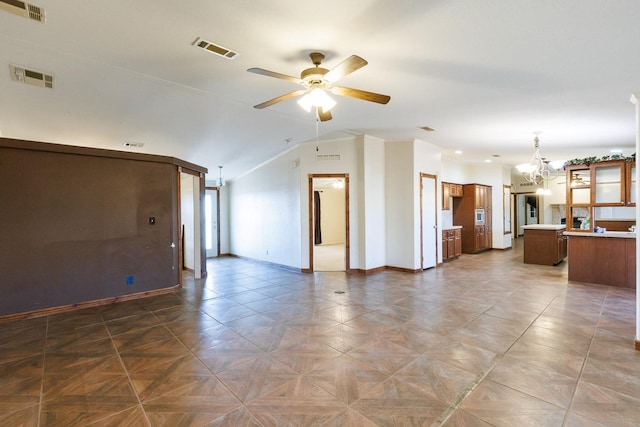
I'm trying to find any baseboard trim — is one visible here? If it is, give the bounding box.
[0,284,181,323]
[385,266,423,274]
[228,254,302,273]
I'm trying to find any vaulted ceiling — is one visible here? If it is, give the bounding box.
[1,1,639,180]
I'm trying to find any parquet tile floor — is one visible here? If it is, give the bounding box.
[1,240,639,426]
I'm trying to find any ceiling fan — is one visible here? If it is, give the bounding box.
[248,52,391,121]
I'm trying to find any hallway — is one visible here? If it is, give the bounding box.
[1,241,638,426]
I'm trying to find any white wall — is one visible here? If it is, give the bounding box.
[384,141,415,269]
[317,187,345,245]
[229,147,302,268]
[357,135,386,270]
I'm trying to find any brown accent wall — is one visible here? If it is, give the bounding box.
[0,138,206,316]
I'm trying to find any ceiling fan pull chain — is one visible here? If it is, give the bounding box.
[315,109,319,152]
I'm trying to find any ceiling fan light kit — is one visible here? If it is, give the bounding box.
[248,52,390,121]
[297,88,336,113]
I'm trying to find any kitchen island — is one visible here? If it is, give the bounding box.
[565,231,636,288]
[522,224,567,266]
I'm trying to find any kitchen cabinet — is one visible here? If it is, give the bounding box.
[565,231,636,288]
[453,184,493,253]
[442,182,451,210]
[522,225,567,266]
[442,182,463,210]
[566,160,636,231]
[442,228,462,261]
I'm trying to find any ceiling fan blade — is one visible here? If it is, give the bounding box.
[247,68,302,84]
[317,107,332,122]
[331,86,391,104]
[324,55,368,83]
[253,89,308,109]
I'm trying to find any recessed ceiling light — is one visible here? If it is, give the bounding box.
[484,159,492,163]
[454,150,462,154]
[492,154,500,157]
[419,126,435,132]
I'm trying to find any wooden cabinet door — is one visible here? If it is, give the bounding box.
[557,231,567,261]
[446,231,455,259]
[442,231,449,260]
[626,162,636,206]
[475,185,484,208]
[454,229,462,256]
[474,226,484,251]
[442,183,451,210]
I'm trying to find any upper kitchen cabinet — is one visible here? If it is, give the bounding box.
[592,160,626,206]
[442,182,464,210]
[565,159,636,232]
[625,161,636,206]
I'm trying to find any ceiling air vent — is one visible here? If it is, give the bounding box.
[192,37,238,60]
[0,0,45,22]
[9,65,54,89]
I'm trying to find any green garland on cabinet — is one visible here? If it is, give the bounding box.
[565,153,635,166]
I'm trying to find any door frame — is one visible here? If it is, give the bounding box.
[308,173,350,272]
[177,167,207,278]
[420,173,438,269]
[204,186,221,258]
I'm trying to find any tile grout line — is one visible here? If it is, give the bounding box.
[560,287,608,427]
[105,314,153,427]
[431,283,568,426]
[37,316,49,427]
[160,300,267,426]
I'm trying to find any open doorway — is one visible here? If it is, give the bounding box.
[179,170,204,278]
[309,174,349,272]
[514,193,539,237]
[204,187,220,258]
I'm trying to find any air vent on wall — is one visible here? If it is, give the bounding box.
[0,0,45,22]
[316,154,341,161]
[9,65,53,88]
[192,37,238,59]
[124,142,144,148]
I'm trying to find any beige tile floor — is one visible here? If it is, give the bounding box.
[1,239,639,426]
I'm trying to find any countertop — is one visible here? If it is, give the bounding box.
[522,224,566,231]
[442,225,462,230]
[564,231,637,239]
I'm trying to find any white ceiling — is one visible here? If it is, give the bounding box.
[1,1,639,180]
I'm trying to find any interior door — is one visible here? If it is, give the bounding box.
[205,188,219,258]
[421,174,437,269]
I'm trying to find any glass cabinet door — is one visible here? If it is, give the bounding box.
[592,162,624,205]
[626,162,636,206]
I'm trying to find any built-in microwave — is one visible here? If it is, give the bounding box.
[475,208,485,225]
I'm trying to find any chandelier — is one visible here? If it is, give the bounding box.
[216,166,225,187]
[516,133,562,194]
